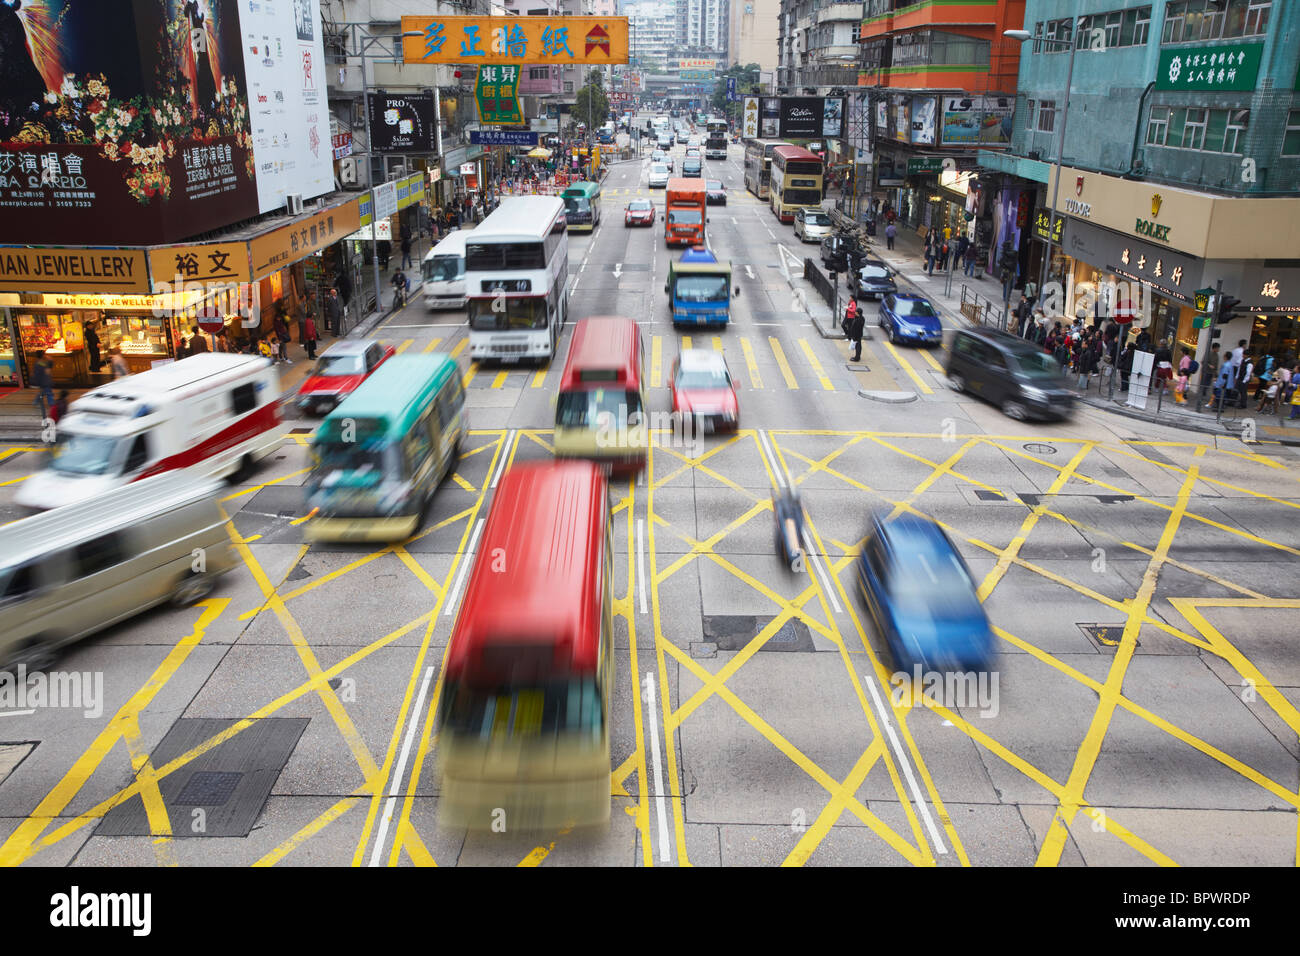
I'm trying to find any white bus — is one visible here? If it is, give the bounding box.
[466,196,570,363]
[421,228,469,309]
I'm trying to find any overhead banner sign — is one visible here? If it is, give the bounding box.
[0,247,150,295]
[402,16,629,65]
[1156,43,1262,92]
[475,65,524,125]
[940,95,1014,146]
[777,97,845,140]
[148,241,251,289]
[742,97,759,139]
[367,92,438,152]
[471,130,539,146]
[250,199,361,280]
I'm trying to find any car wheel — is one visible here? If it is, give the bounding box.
[7,635,58,673]
[948,372,966,393]
[889,326,898,345]
[173,571,216,606]
[1003,399,1028,421]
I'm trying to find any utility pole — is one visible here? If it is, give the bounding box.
[362,90,383,315]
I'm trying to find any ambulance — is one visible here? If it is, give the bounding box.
[17,353,283,511]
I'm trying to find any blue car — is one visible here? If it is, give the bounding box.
[879,292,943,347]
[856,512,994,673]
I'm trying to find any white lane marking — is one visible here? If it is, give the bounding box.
[861,674,948,855]
[744,265,755,279]
[757,429,785,489]
[644,672,672,863]
[636,517,648,615]
[490,429,516,489]
[801,528,842,614]
[368,664,435,867]
[730,217,737,225]
[614,262,623,278]
[443,518,484,616]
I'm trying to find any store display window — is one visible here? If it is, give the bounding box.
[0,318,17,386]
[99,315,169,356]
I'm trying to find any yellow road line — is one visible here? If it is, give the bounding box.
[712,335,724,352]
[880,338,933,394]
[739,337,763,389]
[422,338,443,353]
[769,337,798,389]
[651,335,663,388]
[798,338,834,391]
[682,335,692,350]
[491,369,509,388]
[918,346,945,372]
[256,794,363,866]
[448,338,468,359]
[395,338,414,354]
[462,362,479,388]
[531,365,547,388]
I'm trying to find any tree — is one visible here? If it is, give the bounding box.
[711,62,761,123]
[574,81,609,130]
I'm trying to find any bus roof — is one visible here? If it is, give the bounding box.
[559,317,642,391]
[445,460,608,685]
[470,196,565,243]
[73,353,268,403]
[680,246,716,264]
[422,228,469,260]
[562,181,599,197]
[772,145,822,164]
[317,353,458,441]
[746,138,789,152]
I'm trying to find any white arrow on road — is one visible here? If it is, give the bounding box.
[614,263,623,278]
[744,264,755,279]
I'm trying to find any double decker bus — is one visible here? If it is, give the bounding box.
[554,317,648,474]
[437,460,614,831]
[743,138,787,200]
[704,118,728,159]
[466,196,569,363]
[304,354,465,542]
[769,144,824,224]
[561,180,602,232]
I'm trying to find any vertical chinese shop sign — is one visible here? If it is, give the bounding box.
[475,66,523,125]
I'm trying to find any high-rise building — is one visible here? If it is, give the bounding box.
[729,0,780,72]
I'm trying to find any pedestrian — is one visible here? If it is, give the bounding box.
[304,313,318,360]
[400,227,413,271]
[49,389,69,424]
[189,326,209,354]
[273,312,292,364]
[1235,352,1254,408]
[924,229,938,275]
[1175,346,1193,404]
[325,287,343,336]
[1254,352,1275,398]
[963,241,978,277]
[1023,277,1038,306]
[215,329,230,353]
[377,238,392,272]
[258,336,274,361]
[1214,361,1234,407]
[884,220,896,250]
[85,321,101,372]
[1230,338,1246,371]
[391,269,409,308]
[30,354,54,412]
[843,298,864,362]
[110,347,129,379]
[1256,378,1279,414]
[1199,341,1221,407]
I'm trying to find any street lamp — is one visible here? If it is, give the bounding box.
[1004,25,1078,323]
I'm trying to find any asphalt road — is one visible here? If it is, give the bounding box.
[2,117,1298,867]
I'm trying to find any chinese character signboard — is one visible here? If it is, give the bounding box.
[1155,43,1263,92]
[148,242,250,288]
[742,97,759,139]
[250,198,361,280]
[471,130,539,147]
[1032,210,1063,245]
[475,65,523,125]
[402,16,629,66]
[367,92,438,151]
[726,77,738,102]
[0,0,333,247]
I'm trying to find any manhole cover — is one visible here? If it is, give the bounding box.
[1023,443,1057,455]
[1078,623,1135,651]
[973,489,1006,501]
[174,770,243,806]
[702,616,814,652]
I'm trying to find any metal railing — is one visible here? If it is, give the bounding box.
[959,285,1006,330]
[804,258,839,316]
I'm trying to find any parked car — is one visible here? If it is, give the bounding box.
[682,157,703,178]
[625,198,655,227]
[879,293,943,347]
[705,179,727,205]
[856,511,994,673]
[297,339,396,415]
[793,207,832,243]
[649,163,671,188]
[946,327,1075,421]
[848,260,897,301]
[670,349,738,432]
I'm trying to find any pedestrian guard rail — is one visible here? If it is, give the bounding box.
[959,285,1007,331]
[804,258,839,316]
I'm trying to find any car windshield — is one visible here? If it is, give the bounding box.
[468,296,548,331]
[894,298,937,318]
[316,353,365,376]
[886,550,983,618]
[858,266,891,281]
[668,210,702,226]
[556,388,643,429]
[652,165,668,175]
[1011,350,1063,380]
[707,180,723,190]
[422,256,463,282]
[677,366,729,389]
[805,212,831,226]
[628,200,652,211]
[311,440,398,483]
[49,433,121,476]
[563,196,592,215]
[673,275,729,302]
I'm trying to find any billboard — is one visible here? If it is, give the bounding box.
[909,96,936,146]
[401,16,629,66]
[752,97,844,139]
[0,0,332,247]
[940,96,1014,146]
[368,92,437,151]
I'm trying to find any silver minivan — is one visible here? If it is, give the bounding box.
[0,472,236,670]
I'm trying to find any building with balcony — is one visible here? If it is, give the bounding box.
[778,0,864,93]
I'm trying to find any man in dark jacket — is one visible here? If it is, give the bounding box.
[844,299,865,362]
[189,326,209,353]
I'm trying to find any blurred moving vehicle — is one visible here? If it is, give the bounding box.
[437,459,613,831]
[0,473,235,671]
[561,180,602,232]
[946,327,1075,421]
[848,260,898,301]
[296,339,395,416]
[665,247,735,328]
[553,317,648,474]
[670,348,738,432]
[17,353,280,511]
[625,198,655,227]
[705,180,727,205]
[421,229,469,309]
[772,486,808,573]
[879,292,943,346]
[649,162,671,188]
[856,511,995,673]
[793,207,832,243]
[304,354,465,542]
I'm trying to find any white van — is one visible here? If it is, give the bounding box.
[16,353,282,511]
[0,472,236,671]
[421,229,469,309]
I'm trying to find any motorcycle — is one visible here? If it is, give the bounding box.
[772,486,809,573]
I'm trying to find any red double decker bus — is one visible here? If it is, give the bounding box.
[436,460,614,831]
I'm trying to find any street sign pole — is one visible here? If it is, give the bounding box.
[1196,279,1222,413]
[363,91,383,314]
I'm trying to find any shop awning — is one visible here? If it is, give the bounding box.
[527,147,554,159]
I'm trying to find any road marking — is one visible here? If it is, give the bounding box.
[421,338,443,353]
[880,339,932,394]
[449,339,468,359]
[395,338,414,354]
[643,672,672,864]
[384,322,465,328]
[531,365,547,388]
[918,347,945,372]
[740,337,763,389]
[490,369,509,388]
[636,518,649,615]
[769,337,799,389]
[712,335,724,352]
[801,528,842,614]
[682,335,693,350]
[461,362,478,388]
[757,429,785,488]
[744,264,755,279]
[798,338,834,391]
[614,262,623,278]
[443,518,485,616]
[491,430,517,488]
[651,335,663,388]
[367,664,435,867]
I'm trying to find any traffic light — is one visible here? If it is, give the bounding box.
[997,240,1017,281]
[1217,292,1242,324]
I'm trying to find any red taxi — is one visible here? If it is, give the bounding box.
[295,339,395,415]
[670,348,739,432]
[625,198,655,227]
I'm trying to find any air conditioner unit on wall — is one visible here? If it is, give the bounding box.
[286,193,303,215]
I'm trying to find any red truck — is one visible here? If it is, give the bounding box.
[665,178,707,247]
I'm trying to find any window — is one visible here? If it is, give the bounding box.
[1163,1,1271,42]
[1283,110,1300,157]
[231,382,256,415]
[1244,0,1271,36]
[1032,21,1042,54]
[529,66,549,80]
[1223,108,1249,153]
[1,563,39,602]
[1147,106,1249,154]
[1146,106,1170,146]
[1181,107,1207,149]
[1133,6,1152,44]
[1104,11,1122,48]
[123,433,150,473]
[75,533,126,577]
[1037,100,1057,133]
[1025,98,1036,131]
